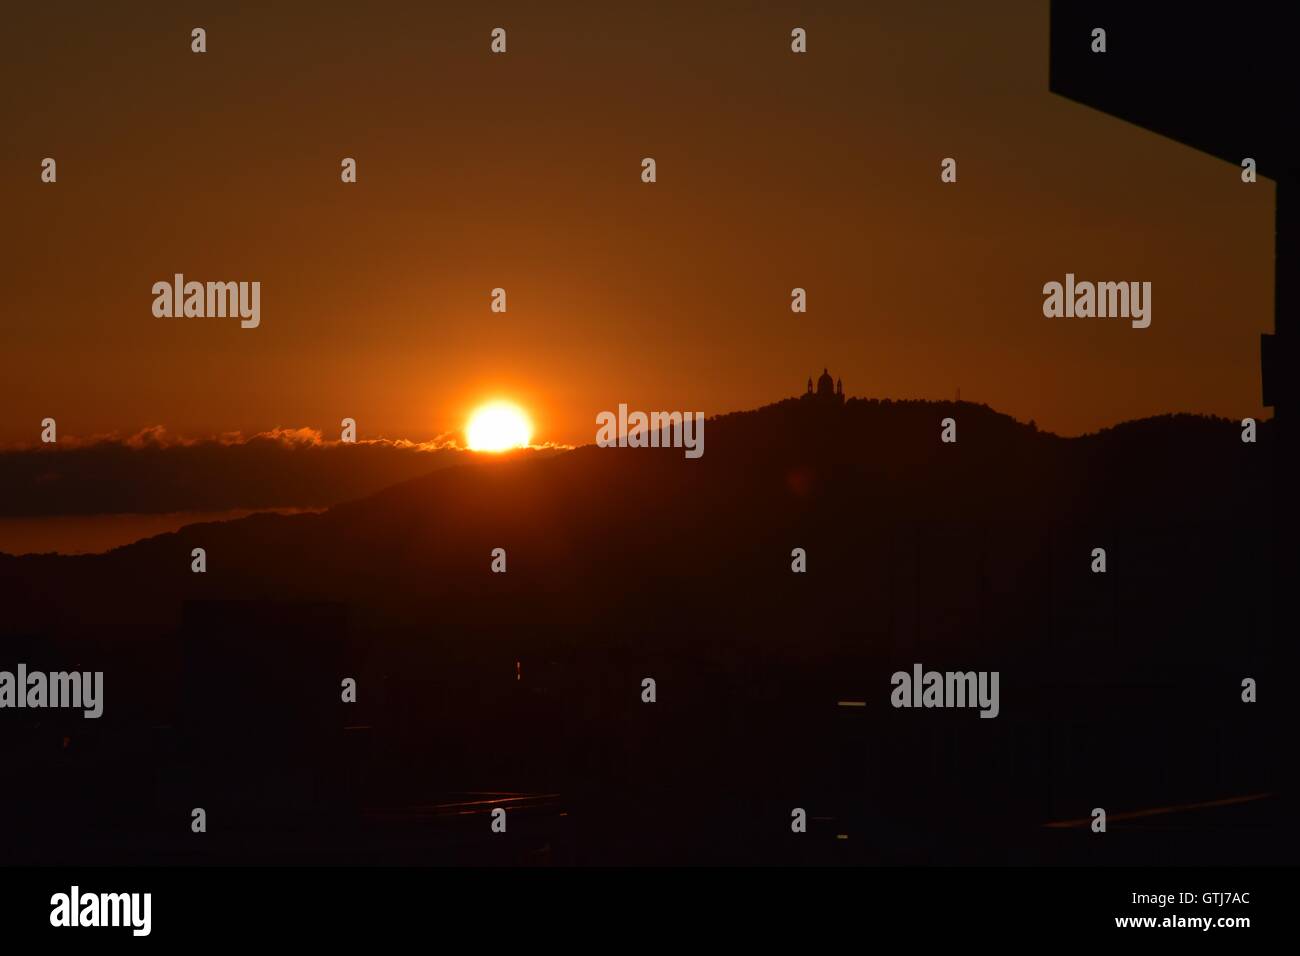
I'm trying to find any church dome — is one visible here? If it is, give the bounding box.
[816,368,835,396]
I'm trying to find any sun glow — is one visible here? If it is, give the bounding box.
[466,401,533,452]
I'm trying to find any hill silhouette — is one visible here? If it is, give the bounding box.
[0,397,1283,864]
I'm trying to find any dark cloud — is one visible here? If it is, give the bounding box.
[0,427,560,516]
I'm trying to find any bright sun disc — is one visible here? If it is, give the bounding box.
[466,401,533,452]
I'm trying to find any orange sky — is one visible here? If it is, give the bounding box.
[2,0,1275,447]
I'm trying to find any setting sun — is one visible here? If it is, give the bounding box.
[466,401,533,452]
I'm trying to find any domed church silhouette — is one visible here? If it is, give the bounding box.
[803,368,845,405]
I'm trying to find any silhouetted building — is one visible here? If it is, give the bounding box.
[803,368,845,405]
